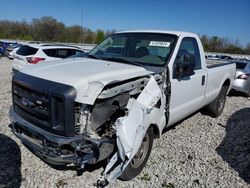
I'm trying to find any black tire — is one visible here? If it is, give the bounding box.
[119,127,154,181]
[205,86,228,118]
[246,90,250,98]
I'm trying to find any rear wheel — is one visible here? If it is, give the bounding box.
[119,127,154,181]
[246,90,250,98]
[204,86,228,118]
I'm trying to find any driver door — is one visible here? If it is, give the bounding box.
[168,37,206,126]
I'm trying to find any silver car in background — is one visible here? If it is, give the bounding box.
[232,61,250,97]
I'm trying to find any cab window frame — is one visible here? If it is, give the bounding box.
[173,37,202,79]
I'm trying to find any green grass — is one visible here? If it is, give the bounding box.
[161,182,175,188]
[140,173,151,181]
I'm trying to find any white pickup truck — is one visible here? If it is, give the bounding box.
[10,30,235,185]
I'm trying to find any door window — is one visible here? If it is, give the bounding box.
[173,37,201,78]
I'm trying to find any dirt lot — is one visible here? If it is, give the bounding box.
[0,57,249,188]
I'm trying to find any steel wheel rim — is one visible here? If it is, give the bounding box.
[130,132,150,169]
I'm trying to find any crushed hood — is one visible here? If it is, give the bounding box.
[20,58,155,104]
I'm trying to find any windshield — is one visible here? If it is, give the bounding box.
[89,33,177,66]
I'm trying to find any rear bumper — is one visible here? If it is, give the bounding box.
[9,107,115,166]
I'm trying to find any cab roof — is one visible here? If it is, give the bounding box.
[116,30,198,37]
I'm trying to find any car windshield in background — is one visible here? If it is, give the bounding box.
[89,33,177,66]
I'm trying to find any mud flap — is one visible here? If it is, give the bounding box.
[97,76,166,185]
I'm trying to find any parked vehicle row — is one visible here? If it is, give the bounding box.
[12,43,86,72]
[0,41,21,56]
[1,41,87,69]
[5,43,23,59]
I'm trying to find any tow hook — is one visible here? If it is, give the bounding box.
[76,153,95,176]
[76,144,96,170]
[79,153,94,169]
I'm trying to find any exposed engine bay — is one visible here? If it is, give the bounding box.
[73,72,170,185]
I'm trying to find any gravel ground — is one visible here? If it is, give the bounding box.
[0,57,249,188]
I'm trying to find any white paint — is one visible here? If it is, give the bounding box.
[166,31,236,126]
[100,76,166,183]
[20,58,155,104]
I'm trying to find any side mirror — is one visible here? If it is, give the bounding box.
[175,61,195,78]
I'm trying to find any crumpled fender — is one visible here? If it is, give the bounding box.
[76,81,105,105]
[98,76,166,184]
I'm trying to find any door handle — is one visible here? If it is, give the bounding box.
[201,75,205,86]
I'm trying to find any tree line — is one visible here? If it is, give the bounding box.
[0,16,249,54]
[0,16,114,44]
[200,35,250,55]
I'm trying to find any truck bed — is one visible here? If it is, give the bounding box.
[204,60,236,107]
[206,60,235,69]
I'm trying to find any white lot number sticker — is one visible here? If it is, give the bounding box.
[149,41,170,47]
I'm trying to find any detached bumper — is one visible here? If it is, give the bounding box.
[9,107,114,166]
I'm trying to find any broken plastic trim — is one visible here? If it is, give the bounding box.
[98,75,166,184]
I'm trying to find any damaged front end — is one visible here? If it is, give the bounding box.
[10,71,170,185]
[10,72,119,168]
[98,75,167,184]
[11,120,115,168]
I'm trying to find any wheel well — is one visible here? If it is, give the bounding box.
[222,79,230,91]
[149,124,160,139]
[223,79,230,87]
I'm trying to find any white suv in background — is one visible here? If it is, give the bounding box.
[12,44,85,72]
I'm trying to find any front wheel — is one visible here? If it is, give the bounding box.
[119,127,154,181]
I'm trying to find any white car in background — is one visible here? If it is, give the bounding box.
[4,43,23,59]
[232,61,250,97]
[9,47,20,59]
[12,44,85,73]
